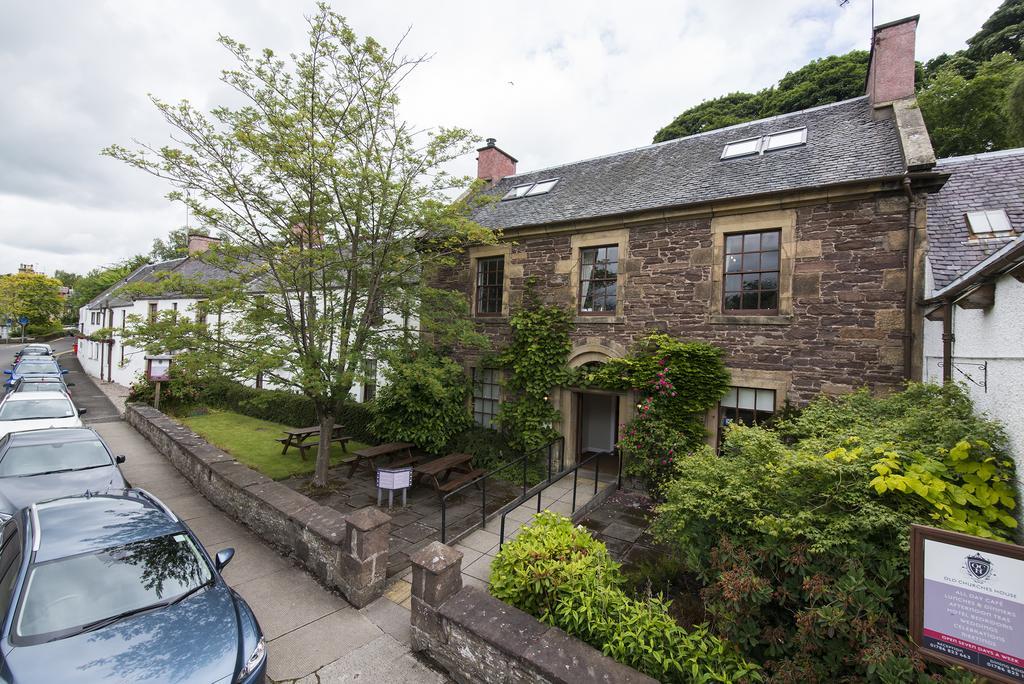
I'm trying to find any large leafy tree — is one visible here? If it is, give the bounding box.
[653,51,868,142]
[67,256,148,313]
[918,53,1024,157]
[966,0,1024,63]
[0,272,64,327]
[149,226,212,261]
[106,4,492,486]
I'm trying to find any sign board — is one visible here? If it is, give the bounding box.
[17,316,28,326]
[910,525,1024,682]
[376,467,412,490]
[145,355,173,382]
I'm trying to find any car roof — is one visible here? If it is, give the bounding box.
[2,391,71,402]
[29,490,183,563]
[6,427,100,446]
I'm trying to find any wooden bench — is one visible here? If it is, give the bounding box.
[436,468,487,495]
[293,434,351,460]
[348,442,415,477]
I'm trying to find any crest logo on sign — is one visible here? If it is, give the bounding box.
[964,552,993,582]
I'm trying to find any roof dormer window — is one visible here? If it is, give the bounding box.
[966,209,1013,237]
[502,178,559,201]
[721,127,807,160]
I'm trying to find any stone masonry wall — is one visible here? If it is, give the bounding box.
[125,403,390,608]
[440,194,914,404]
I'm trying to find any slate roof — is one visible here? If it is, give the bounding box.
[471,96,907,231]
[927,148,1024,290]
[85,256,230,310]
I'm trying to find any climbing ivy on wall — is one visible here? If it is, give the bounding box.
[579,334,730,494]
[496,284,573,453]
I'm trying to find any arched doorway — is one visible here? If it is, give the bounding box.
[562,344,632,466]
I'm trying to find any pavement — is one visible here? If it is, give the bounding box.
[2,339,448,683]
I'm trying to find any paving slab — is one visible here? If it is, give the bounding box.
[360,596,413,645]
[233,567,350,641]
[295,634,448,684]
[267,607,383,681]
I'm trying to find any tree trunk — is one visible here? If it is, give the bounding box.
[314,411,335,488]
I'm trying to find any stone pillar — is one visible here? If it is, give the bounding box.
[409,541,463,651]
[340,507,390,608]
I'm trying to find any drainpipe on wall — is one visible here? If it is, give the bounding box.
[902,177,917,380]
[941,299,954,384]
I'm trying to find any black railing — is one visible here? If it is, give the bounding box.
[440,437,565,544]
[498,448,622,549]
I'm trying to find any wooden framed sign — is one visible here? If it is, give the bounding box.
[145,355,173,382]
[910,525,1024,682]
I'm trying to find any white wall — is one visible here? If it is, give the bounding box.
[923,267,1024,496]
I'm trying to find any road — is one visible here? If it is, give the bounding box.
[1,339,445,683]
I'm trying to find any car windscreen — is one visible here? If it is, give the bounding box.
[15,382,65,392]
[0,399,75,421]
[0,440,111,476]
[14,362,59,374]
[15,533,213,641]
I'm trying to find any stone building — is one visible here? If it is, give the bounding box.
[922,148,1024,485]
[438,16,947,457]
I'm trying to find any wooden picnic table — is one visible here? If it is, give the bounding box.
[276,425,351,460]
[348,442,416,478]
[414,452,486,497]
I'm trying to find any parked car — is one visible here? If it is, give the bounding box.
[3,359,66,388]
[0,489,267,683]
[7,376,73,396]
[0,428,127,523]
[11,345,52,365]
[0,392,84,439]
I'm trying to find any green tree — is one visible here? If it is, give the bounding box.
[1007,66,1024,142]
[106,4,492,487]
[67,256,148,314]
[918,52,1024,157]
[54,270,81,289]
[652,51,869,143]
[149,226,212,261]
[0,272,64,327]
[966,0,1024,62]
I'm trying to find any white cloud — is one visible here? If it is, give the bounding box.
[0,0,1002,276]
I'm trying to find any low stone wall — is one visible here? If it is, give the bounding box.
[125,403,389,608]
[409,541,657,684]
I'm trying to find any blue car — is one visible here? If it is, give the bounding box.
[3,359,67,388]
[0,489,267,683]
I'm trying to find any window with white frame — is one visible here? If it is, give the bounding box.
[718,386,775,448]
[721,127,807,159]
[472,368,501,429]
[965,209,1013,237]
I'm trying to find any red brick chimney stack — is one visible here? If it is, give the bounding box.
[866,15,919,105]
[476,138,517,182]
[187,234,221,256]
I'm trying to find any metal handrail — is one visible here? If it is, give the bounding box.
[439,437,565,543]
[498,448,622,549]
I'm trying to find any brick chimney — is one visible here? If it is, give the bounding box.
[866,15,919,105]
[476,138,517,182]
[187,234,220,256]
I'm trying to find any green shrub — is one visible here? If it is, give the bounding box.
[491,512,761,683]
[654,383,1016,681]
[371,351,472,454]
[445,426,550,486]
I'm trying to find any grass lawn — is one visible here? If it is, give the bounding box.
[181,409,370,480]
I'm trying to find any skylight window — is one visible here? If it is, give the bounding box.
[721,127,807,160]
[764,128,807,151]
[721,137,762,159]
[966,209,1013,236]
[501,178,560,201]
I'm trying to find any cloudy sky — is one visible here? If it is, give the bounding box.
[0,0,1000,277]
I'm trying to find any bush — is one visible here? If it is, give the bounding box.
[490,512,762,683]
[445,426,548,485]
[371,352,472,454]
[654,383,1017,681]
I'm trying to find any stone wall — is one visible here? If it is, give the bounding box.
[125,403,390,608]
[409,541,657,684]
[439,194,916,406]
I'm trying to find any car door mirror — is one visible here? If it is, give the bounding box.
[2,371,10,376]
[66,382,75,387]
[115,455,126,464]
[61,369,69,375]
[77,408,87,416]
[214,548,235,571]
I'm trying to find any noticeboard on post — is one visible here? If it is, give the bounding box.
[910,524,1024,682]
[145,355,173,383]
